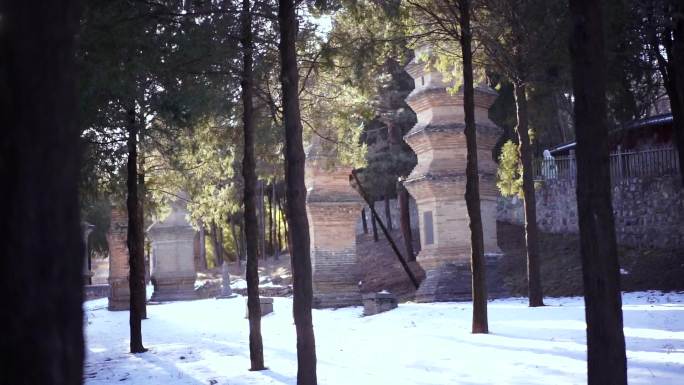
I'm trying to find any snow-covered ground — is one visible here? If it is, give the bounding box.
[84,291,684,385]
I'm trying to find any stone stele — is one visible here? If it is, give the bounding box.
[305,136,364,308]
[106,207,130,310]
[147,196,198,302]
[403,44,502,302]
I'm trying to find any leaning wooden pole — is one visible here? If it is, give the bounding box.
[351,171,420,289]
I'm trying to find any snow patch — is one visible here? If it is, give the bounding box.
[84,291,684,385]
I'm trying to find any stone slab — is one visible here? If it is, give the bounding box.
[363,292,398,316]
[245,297,274,317]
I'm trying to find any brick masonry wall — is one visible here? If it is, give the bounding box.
[106,207,130,310]
[497,176,684,249]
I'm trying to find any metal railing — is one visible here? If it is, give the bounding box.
[533,146,680,182]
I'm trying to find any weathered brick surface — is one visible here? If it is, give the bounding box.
[106,207,130,310]
[148,199,198,302]
[306,140,364,308]
[403,45,502,302]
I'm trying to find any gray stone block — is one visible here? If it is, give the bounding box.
[363,292,398,316]
[245,297,274,317]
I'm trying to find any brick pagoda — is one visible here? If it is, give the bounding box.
[305,137,364,308]
[106,207,130,310]
[403,45,502,302]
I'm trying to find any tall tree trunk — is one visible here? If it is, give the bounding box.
[397,183,415,261]
[383,195,393,230]
[274,180,281,260]
[126,104,147,353]
[370,201,379,242]
[665,0,684,186]
[198,222,208,271]
[137,130,148,319]
[513,82,544,307]
[1,1,84,382]
[278,1,318,383]
[569,1,627,384]
[258,180,266,259]
[211,221,221,267]
[217,225,225,266]
[553,93,568,143]
[241,0,265,371]
[230,217,241,262]
[458,0,488,334]
[268,182,274,256]
[361,208,368,234]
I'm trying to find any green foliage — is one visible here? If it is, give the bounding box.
[497,140,523,198]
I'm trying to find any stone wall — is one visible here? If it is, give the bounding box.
[497,176,684,249]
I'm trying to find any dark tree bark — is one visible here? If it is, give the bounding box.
[126,105,147,353]
[241,0,265,371]
[240,221,248,262]
[136,131,148,319]
[198,222,208,271]
[0,1,84,382]
[513,82,544,307]
[661,0,684,186]
[569,1,627,384]
[383,195,393,230]
[257,179,266,259]
[361,208,368,234]
[397,183,415,262]
[458,0,488,334]
[268,182,274,256]
[273,180,281,260]
[230,217,241,263]
[211,221,221,266]
[672,1,684,186]
[278,1,318,383]
[370,201,379,242]
[217,224,225,266]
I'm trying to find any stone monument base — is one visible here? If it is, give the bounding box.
[414,262,472,303]
[108,278,130,311]
[414,254,507,303]
[363,292,398,316]
[245,297,274,317]
[151,277,198,302]
[313,289,362,309]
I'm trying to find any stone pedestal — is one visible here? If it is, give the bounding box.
[363,292,398,316]
[216,262,236,299]
[305,138,364,308]
[403,45,502,302]
[106,208,130,310]
[147,197,198,302]
[245,297,274,317]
